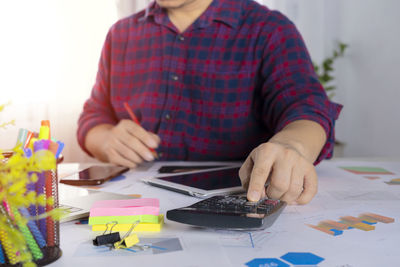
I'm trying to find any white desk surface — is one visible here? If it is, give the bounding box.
[50,159,400,267]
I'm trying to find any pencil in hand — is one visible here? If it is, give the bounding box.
[123,102,158,159]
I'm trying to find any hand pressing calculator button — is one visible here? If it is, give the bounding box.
[166,195,286,230]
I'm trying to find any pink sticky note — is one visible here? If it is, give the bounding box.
[89,198,159,217]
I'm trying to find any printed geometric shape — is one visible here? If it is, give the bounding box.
[351,222,375,231]
[281,252,324,265]
[320,220,349,230]
[358,216,378,224]
[385,178,400,185]
[338,221,354,229]
[359,213,395,223]
[306,224,342,236]
[316,224,344,236]
[363,176,380,180]
[340,166,394,175]
[339,217,376,231]
[151,237,183,255]
[329,228,344,236]
[340,216,362,224]
[246,258,290,267]
[361,220,377,225]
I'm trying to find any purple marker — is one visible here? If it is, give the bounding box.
[24,148,37,217]
[33,140,47,239]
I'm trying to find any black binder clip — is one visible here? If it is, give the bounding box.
[93,222,121,246]
[93,232,121,246]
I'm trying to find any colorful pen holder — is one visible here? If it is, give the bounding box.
[0,152,63,266]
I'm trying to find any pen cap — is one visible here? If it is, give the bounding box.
[41,120,50,127]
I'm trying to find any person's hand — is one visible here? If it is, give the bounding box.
[239,141,318,205]
[100,120,160,168]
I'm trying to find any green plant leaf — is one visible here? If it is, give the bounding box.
[325,86,336,91]
[313,42,348,99]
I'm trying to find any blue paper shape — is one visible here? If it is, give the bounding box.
[281,252,324,265]
[246,258,290,267]
[330,228,343,236]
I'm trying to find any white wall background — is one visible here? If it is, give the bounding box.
[1,0,399,161]
[330,0,400,157]
[0,0,119,162]
[260,0,400,158]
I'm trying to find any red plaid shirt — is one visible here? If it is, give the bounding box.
[77,0,342,162]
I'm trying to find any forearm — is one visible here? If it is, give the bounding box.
[85,124,114,162]
[269,120,327,163]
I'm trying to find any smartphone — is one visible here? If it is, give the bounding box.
[59,165,129,186]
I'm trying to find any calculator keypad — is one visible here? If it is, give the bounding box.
[190,195,281,215]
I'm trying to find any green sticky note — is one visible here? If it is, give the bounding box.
[89,214,159,225]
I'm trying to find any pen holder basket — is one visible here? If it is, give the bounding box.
[0,152,63,266]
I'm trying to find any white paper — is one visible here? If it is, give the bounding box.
[53,160,400,267]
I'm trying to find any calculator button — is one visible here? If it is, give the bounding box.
[256,204,270,214]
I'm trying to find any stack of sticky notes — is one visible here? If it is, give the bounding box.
[89,199,163,232]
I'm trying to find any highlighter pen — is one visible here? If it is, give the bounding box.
[24,131,34,149]
[39,120,51,140]
[12,207,43,260]
[123,102,158,159]
[0,240,5,264]
[38,126,50,140]
[0,206,20,265]
[16,128,28,147]
[55,141,64,159]
[19,208,47,248]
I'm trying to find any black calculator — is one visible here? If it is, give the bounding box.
[166,195,286,230]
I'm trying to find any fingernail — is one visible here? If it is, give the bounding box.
[149,140,158,148]
[248,190,260,201]
[145,152,154,161]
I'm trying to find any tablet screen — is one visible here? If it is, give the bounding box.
[155,167,241,190]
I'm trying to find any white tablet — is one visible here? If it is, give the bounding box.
[142,166,245,198]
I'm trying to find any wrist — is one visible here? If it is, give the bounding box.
[268,138,307,160]
[85,124,114,162]
[269,120,327,163]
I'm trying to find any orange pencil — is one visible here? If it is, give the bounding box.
[123,102,158,159]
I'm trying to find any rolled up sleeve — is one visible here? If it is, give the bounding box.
[260,12,343,164]
[77,29,118,155]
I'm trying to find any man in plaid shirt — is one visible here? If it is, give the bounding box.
[78,0,342,204]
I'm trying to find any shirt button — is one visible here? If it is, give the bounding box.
[178,35,185,41]
[171,75,179,81]
[165,114,171,120]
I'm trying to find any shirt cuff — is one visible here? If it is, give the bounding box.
[274,102,343,165]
